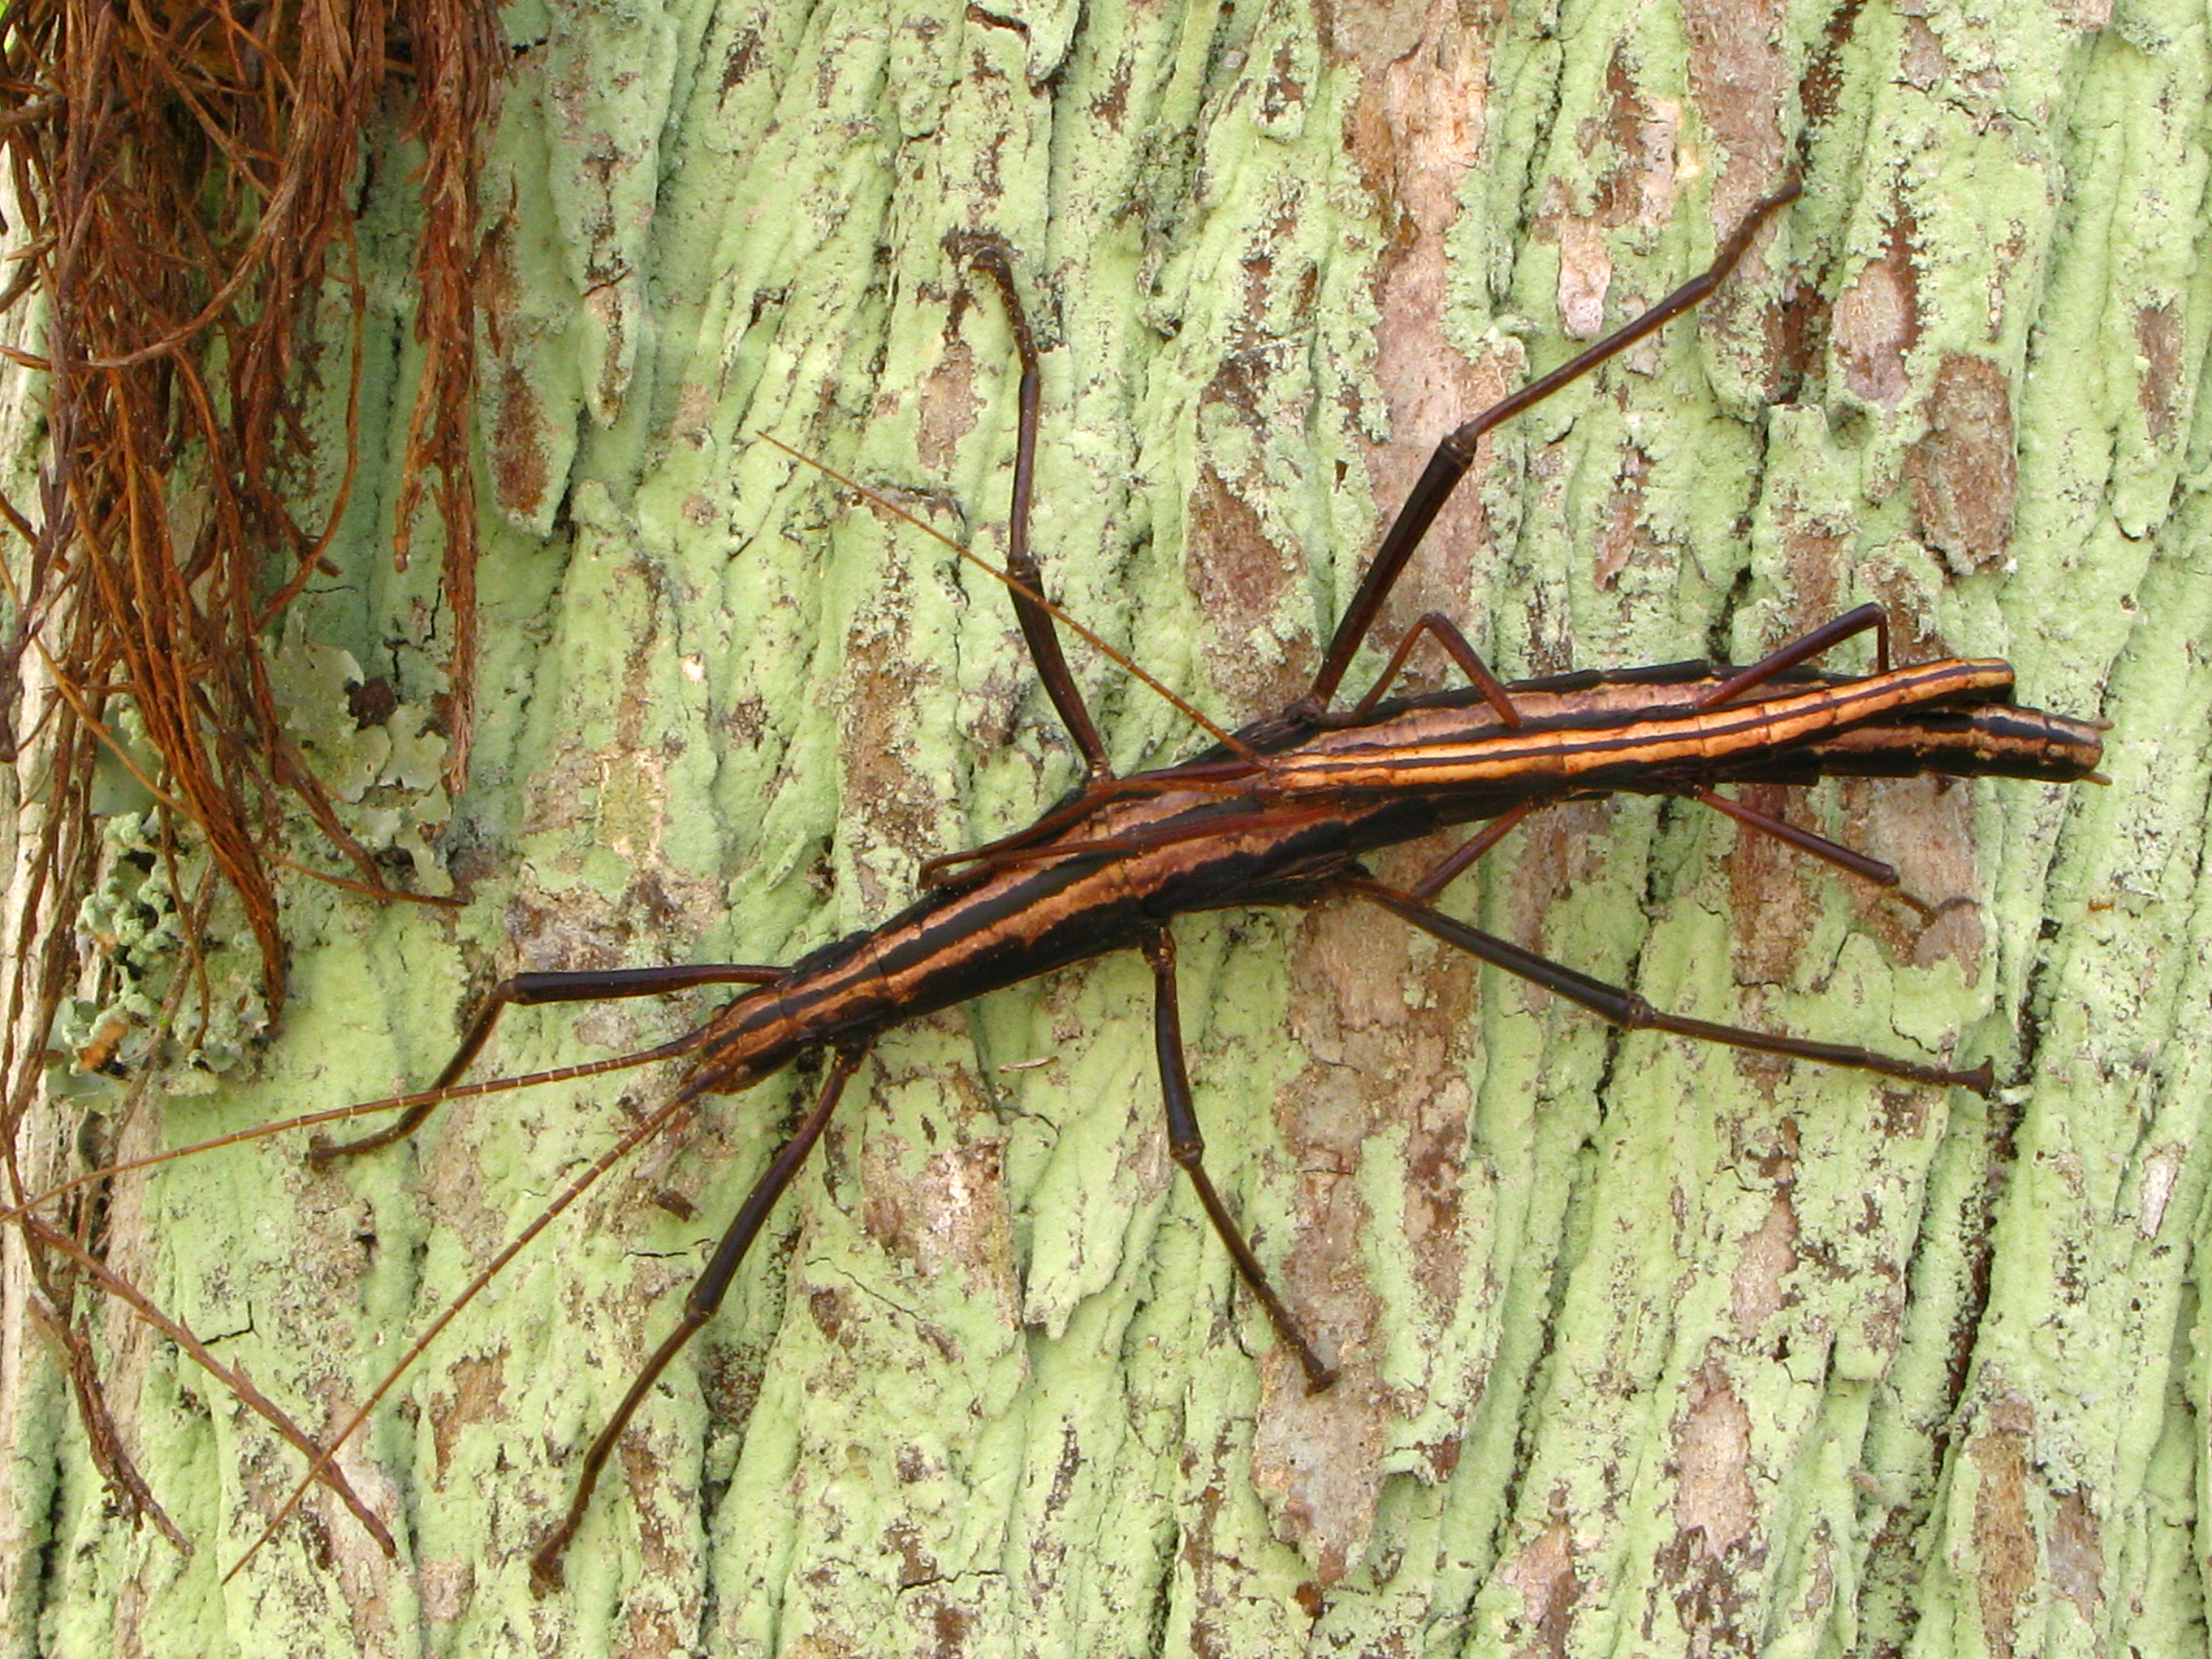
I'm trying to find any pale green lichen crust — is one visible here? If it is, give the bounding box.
[4,2,2205,1657]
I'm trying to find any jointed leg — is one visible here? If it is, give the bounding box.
[311,963,783,1165]
[1691,787,1897,886]
[1410,799,1541,902]
[1676,599,1939,907]
[956,236,1113,781]
[1350,878,1992,1094]
[1690,785,1944,923]
[916,767,1262,888]
[1304,180,1802,713]
[1342,611,1522,726]
[1694,602,1891,710]
[530,1043,869,1593]
[1399,782,1912,943]
[1142,930,1337,1392]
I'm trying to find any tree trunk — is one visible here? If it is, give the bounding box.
[4,1,2206,1655]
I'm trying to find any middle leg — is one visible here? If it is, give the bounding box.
[1142,929,1337,1392]
[1340,611,1522,727]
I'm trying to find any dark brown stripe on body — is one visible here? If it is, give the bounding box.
[681,658,2094,1094]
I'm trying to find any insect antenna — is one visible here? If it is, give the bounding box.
[756,433,1258,763]
[222,1068,718,1582]
[1,1029,718,1227]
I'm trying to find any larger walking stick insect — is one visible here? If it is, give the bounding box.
[131,180,2100,1587]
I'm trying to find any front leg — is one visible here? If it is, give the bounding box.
[310,962,782,1164]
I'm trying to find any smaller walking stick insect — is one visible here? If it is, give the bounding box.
[173,179,2101,1586]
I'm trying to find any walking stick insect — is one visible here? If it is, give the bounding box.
[41,179,2101,1589]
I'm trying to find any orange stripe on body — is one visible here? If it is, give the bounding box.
[1267,661,2012,795]
[679,659,2024,1092]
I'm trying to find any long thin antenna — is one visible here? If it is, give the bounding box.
[0,1029,716,1226]
[24,1215,396,1554]
[222,1071,716,1581]
[757,434,1257,763]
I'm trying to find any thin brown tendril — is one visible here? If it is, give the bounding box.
[0,0,503,1545]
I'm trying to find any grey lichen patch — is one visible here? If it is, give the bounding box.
[1908,352,2019,575]
[1495,1500,1584,1653]
[1968,1391,2041,1655]
[857,1059,1019,1329]
[1663,1358,1761,1621]
[1728,1187,1799,1343]
[58,811,269,1088]
[1833,207,1922,410]
[61,588,458,1091]
[269,623,455,894]
[1345,3,1532,676]
[1681,0,1790,195]
[837,593,950,915]
[1249,1371,1392,1589]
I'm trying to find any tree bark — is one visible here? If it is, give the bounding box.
[4,1,2207,1655]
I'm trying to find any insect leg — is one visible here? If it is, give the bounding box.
[1694,602,1891,709]
[310,963,784,1165]
[928,802,1343,882]
[1350,878,1994,1094]
[954,235,1114,781]
[1303,180,1802,714]
[1691,787,1943,923]
[1691,787,1896,886]
[530,1042,869,1594]
[916,770,1261,888]
[1342,612,1522,726]
[1408,800,1541,902]
[1142,930,1338,1393]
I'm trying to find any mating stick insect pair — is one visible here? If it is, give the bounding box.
[70,180,2106,1587]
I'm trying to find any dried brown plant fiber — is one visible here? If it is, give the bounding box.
[0,0,499,1542]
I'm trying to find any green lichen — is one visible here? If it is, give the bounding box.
[56,811,269,1092]
[9,2,2205,1656]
